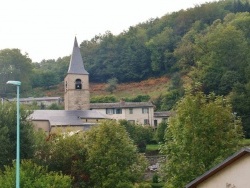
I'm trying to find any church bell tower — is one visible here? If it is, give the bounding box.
[64,37,90,110]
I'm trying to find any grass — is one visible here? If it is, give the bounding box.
[240,139,250,147]
[146,144,160,155]
[146,144,160,151]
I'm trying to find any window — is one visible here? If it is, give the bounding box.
[106,108,122,114]
[154,120,158,127]
[75,79,82,89]
[65,81,67,91]
[129,108,133,114]
[106,108,114,114]
[116,108,122,114]
[142,107,149,114]
[144,119,149,125]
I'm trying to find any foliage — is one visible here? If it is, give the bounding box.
[161,91,243,188]
[47,103,64,110]
[34,121,148,187]
[31,70,59,89]
[33,130,87,187]
[0,49,32,97]
[105,77,118,93]
[0,103,35,170]
[125,94,151,102]
[152,173,159,183]
[230,82,250,137]
[90,95,117,103]
[196,20,249,95]
[84,120,148,188]
[155,121,168,143]
[119,120,154,152]
[31,57,69,89]
[134,182,152,188]
[0,160,72,188]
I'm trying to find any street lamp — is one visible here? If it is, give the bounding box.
[6,80,21,188]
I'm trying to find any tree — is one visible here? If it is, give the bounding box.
[105,77,118,93]
[0,160,72,188]
[0,49,32,97]
[161,91,243,188]
[155,121,168,143]
[146,27,178,74]
[119,120,154,152]
[84,120,148,188]
[230,82,250,138]
[90,95,117,103]
[0,103,35,169]
[33,130,87,187]
[194,21,249,95]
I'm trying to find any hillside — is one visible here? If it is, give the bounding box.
[36,76,170,100]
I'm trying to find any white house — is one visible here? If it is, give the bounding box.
[90,101,155,126]
[186,147,250,188]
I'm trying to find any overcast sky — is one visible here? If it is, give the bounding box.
[0,0,219,62]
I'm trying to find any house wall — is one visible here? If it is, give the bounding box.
[92,107,154,126]
[50,126,84,133]
[197,154,250,188]
[153,117,169,127]
[32,120,50,133]
[64,74,90,110]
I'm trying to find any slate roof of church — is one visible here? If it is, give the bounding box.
[90,101,154,109]
[67,37,89,75]
[30,110,107,126]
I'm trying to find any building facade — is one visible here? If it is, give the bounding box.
[90,101,155,126]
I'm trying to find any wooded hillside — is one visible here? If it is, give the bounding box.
[1,0,250,136]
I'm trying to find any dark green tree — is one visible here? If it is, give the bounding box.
[119,120,154,152]
[0,49,32,97]
[84,120,147,187]
[230,82,250,138]
[161,91,243,187]
[33,131,87,187]
[0,103,35,169]
[155,121,168,143]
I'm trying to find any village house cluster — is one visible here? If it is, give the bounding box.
[28,37,170,133]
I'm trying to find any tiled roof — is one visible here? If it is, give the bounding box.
[9,97,61,102]
[90,101,154,109]
[30,110,107,126]
[154,111,174,117]
[67,37,89,75]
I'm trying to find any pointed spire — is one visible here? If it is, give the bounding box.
[74,36,78,47]
[67,37,89,75]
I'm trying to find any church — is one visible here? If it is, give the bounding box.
[30,37,170,133]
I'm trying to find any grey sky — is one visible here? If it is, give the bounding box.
[0,0,219,62]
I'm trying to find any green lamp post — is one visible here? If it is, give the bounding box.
[6,80,21,188]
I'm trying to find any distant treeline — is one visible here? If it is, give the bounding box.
[2,0,250,136]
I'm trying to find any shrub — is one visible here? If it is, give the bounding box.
[0,160,72,188]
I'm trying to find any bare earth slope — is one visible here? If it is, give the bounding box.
[41,76,170,100]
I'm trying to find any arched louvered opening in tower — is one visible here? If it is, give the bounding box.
[75,79,82,89]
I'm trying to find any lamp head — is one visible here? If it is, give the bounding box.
[6,81,21,86]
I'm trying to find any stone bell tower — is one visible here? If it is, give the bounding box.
[64,37,90,110]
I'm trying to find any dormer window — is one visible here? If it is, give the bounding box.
[75,79,82,89]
